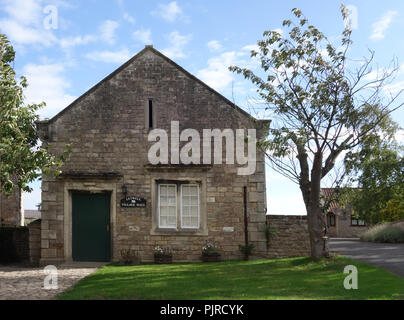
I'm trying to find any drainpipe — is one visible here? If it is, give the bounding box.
[243,186,249,260]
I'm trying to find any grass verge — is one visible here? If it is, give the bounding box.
[58,255,404,300]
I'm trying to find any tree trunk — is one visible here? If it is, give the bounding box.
[302,153,330,260]
[307,205,329,259]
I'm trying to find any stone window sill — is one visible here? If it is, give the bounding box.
[150,227,208,236]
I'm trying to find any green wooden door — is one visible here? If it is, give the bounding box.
[72,192,111,262]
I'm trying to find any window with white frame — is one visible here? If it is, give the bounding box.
[181,184,200,228]
[157,182,200,229]
[158,184,177,228]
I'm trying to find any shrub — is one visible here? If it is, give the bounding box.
[202,241,220,256]
[239,243,254,260]
[120,249,141,265]
[154,245,172,257]
[360,223,404,243]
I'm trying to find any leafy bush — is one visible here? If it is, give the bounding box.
[360,223,404,243]
[154,245,172,257]
[239,243,254,260]
[120,249,141,265]
[202,241,220,256]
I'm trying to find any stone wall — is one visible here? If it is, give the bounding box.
[28,220,41,266]
[263,215,311,258]
[38,46,269,265]
[0,187,23,227]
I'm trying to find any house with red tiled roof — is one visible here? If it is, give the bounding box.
[321,188,368,238]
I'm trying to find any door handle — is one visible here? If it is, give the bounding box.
[106,225,110,232]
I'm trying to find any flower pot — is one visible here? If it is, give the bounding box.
[154,254,173,264]
[201,252,221,262]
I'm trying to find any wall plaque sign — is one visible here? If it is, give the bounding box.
[120,196,146,208]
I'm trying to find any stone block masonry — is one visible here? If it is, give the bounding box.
[0,186,24,227]
[264,215,311,258]
[37,46,270,265]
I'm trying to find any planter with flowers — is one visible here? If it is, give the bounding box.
[201,241,221,262]
[154,245,173,264]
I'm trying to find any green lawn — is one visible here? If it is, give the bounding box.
[58,255,404,300]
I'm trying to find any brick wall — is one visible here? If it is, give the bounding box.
[264,215,311,258]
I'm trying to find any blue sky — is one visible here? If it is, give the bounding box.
[1,0,403,212]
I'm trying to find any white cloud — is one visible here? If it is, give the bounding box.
[133,28,152,44]
[207,40,223,52]
[395,129,404,143]
[370,10,398,40]
[99,20,119,44]
[0,19,57,46]
[85,48,131,64]
[197,51,242,90]
[151,1,184,23]
[197,45,260,91]
[161,31,191,59]
[23,63,76,119]
[2,0,42,25]
[123,13,136,24]
[0,0,58,47]
[383,80,404,95]
[59,34,97,49]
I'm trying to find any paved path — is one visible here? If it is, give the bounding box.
[330,239,404,277]
[0,266,97,300]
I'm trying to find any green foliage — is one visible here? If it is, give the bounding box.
[360,223,404,243]
[0,33,69,195]
[264,224,277,249]
[239,243,254,260]
[381,200,404,222]
[344,141,404,224]
[58,256,404,300]
[119,249,141,265]
[202,240,220,256]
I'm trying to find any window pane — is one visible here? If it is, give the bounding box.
[191,217,198,226]
[183,196,190,206]
[159,184,177,228]
[191,196,198,206]
[181,184,199,228]
[168,186,176,196]
[168,216,177,226]
[190,186,198,195]
[189,206,198,217]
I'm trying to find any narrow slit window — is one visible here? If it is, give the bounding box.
[148,100,153,128]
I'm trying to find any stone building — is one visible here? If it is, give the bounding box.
[37,45,270,265]
[0,188,24,227]
[322,188,368,238]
